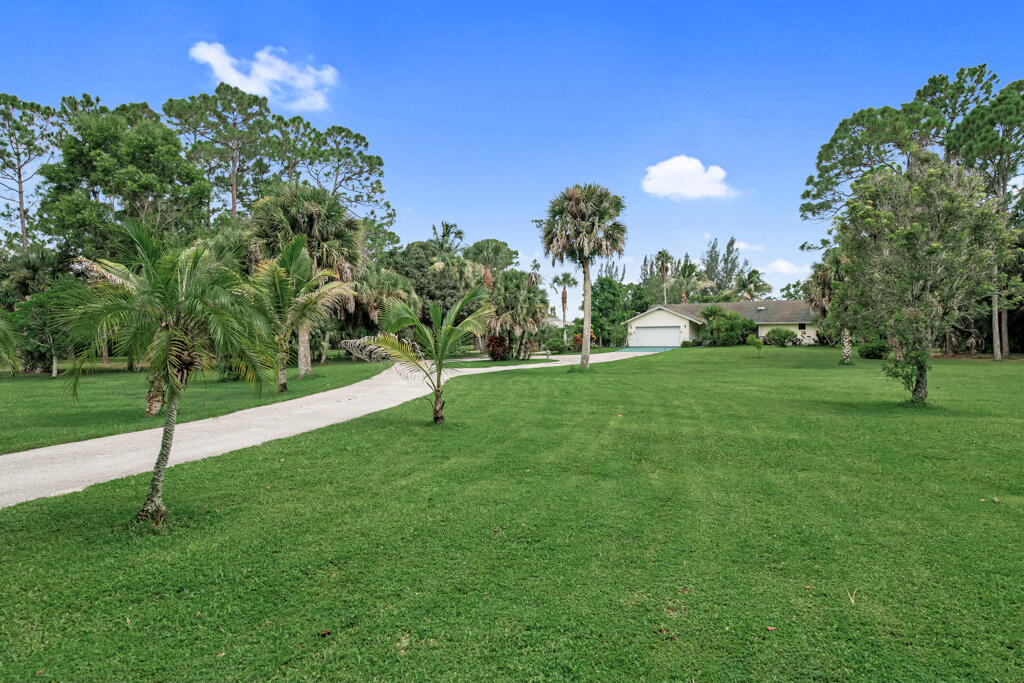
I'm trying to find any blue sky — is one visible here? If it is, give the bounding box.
[4,1,1022,311]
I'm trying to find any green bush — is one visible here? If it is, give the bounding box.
[699,306,757,346]
[680,340,700,348]
[746,333,763,355]
[857,340,890,359]
[545,337,568,354]
[764,328,798,347]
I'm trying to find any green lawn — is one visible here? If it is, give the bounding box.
[1,347,1021,679]
[0,361,385,454]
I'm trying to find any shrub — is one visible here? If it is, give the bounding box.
[746,333,763,355]
[546,337,568,354]
[764,328,798,347]
[680,340,700,348]
[699,309,756,346]
[486,335,510,361]
[573,331,596,352]
[858,340,890,359]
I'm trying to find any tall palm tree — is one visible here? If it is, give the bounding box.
[365,285,492,424]
[654,249,675,305]
[429,221,465,255]
[0,315,20,373]
[808,250,852,364]
[549,272,578,341]
[252,235,354,393]
[68,224,276,524]
[463,238,517,290]
[729,269,772,300]
[250,184,364,377]
[539,184,627,368]
[356,265,422,324]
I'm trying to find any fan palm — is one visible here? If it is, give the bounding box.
[356,265,422,324]
[549,272,578,341]
[0,315,20,373]
[464,238,517,290]
[489,269,550,358]
[539,184,627,369]
[364,285,492,424]
[67,223,276,524]
[251,235,354,393]
[250,184,364,377]
[808,250,852,364]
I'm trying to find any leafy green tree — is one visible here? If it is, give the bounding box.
[464,238,518,290]
[0,95,57,250]
[37,99,208,258]
[779,280,807,300]
[68,223,276,524]
[9,276,84,376]
[163,83,272,218]
[539,183,627,369]
[362,217,400,265]
[699,305,756,346]
[367,285,492,423]
[590,276,632,346]
[251,235,353,393]
[830,157,1004,403]
[390,240,479,323]
[488,269,549,357]
[701,237,750,294]
[302,125,393,224]
[949,79,1024,360]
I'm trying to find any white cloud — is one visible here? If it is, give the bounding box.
[702,232,712,240]
[761,259,810,276]
[189,41,338,111]
[735,241,765,252]
[642,154,737,200]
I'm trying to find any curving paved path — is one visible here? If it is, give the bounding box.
[0,350,656,509]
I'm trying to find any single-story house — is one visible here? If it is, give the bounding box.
[624,300,819,347]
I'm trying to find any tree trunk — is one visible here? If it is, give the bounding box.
[320,329,330,364]
[561,288,568,343]
[483,266,493,291]
[662,278,667,305]
[17,164,28,251]
[840,328,852,365]
[278,350,288,393]
[297,324,312,378]
[50,354,58,378]
[581,260,592,369]
[1000,308,1009,358]
[136,393,179,525]
[145,375,165,418]
[992,286,1002,361]
[891,338,903,361]
[911,367,927,405]
[432,388,445,424]
[101,342,110,365]
[231,149,239,218]
[944,330,955,357]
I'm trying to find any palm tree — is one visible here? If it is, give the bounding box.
[68,224,275,524]
[356,265,422,325]
[365,285,492,423]
[489,269,549,358]
[678,269,715,303]
[729,269,772,300]
[549,272,578,341]
[252,235,354,393]
[429,221,465,254]
[654,249,674,305]
[463,238,517,290]
[808,250,852,364]
[0,315,20,373]
[250,184,364,377]
[539,184,627,368]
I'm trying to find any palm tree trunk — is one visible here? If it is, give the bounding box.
[297,324,312,378]
[840,328,852,365]
[581,260,592,369]
[145,375,165,418]
[278,350,288,393]
[136,392,179,525]
[101,341,109,365]
[1000,308,1009,358]
[432,388,445,424]
[320,329,330,364]
[561,289,568,343]
[662,276,667,305]
[50,354,58,378]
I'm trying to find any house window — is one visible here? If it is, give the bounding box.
[798,323,806,331]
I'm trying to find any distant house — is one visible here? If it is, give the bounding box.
[544,317,565,329]
[624,301,818,347]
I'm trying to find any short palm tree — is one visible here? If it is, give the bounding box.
[251,235,354,393]
[464,238,517,290]
[0,315,21,373]
[808,250,852,364]
[68,224,276,524]
[356,265,422,324]
[490,269,549,358]
[365,285,492,424]
[549,272,578,341]
[539,184,627,368]
[250,184,364,377]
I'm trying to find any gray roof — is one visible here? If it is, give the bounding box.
[655,300,815,324]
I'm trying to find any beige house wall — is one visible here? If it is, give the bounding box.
[627,309,700,345]
[757,323,819,344]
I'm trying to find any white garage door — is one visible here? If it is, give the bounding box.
[632,326,680,347]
